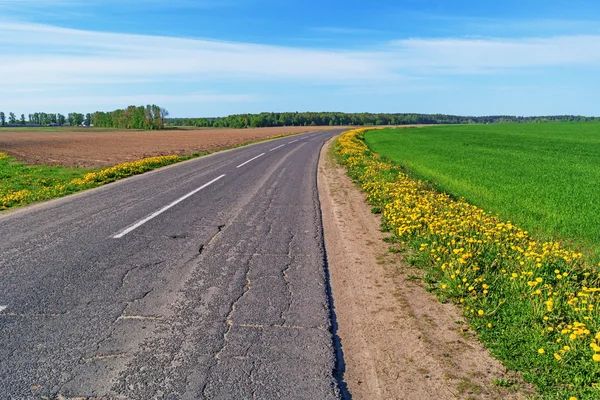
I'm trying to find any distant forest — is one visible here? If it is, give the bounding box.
[2,110,598,130]
[166,112,600,128]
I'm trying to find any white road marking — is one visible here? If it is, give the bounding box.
[0,306,6,313]
[113,174,226,239]
[269,144,285,152]
[288,139,299,144]
[236,153,265,169]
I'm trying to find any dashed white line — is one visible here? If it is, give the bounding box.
[112,174,226,239]
[288,139,299,144]
[236,153,265,169]
[0,306,7,313]
[269,144,285,152]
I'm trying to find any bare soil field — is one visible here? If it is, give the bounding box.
[0,126,342,167]
[318,139,533,400]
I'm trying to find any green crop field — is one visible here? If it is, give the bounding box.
[365,122,600,258]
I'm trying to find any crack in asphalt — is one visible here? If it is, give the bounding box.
[236,322,327,331]
[199,223,226,255]
[280,232,295,325]
[81,353,129,363]
[117,315,163,321]
[249,360,257,400]
[212,251,255,362]
[70,285,155,387]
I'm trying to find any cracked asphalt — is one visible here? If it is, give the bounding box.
[0,129,345,399]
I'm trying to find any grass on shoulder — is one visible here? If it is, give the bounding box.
[365,123,600,259]
[0,153,200,210]
[0,153,96,209]
[334,128,600,400]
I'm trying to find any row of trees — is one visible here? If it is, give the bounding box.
[0,105,168,130]
[92,105,168,130]
[0,112,88,127]
[166,112,600,128]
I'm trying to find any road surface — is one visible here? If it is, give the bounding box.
[0,129,345,399]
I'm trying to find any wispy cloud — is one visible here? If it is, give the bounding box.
[467,18,600,35]
[3,21,600,88]
[0,22,395,85]
[390,35,600,73]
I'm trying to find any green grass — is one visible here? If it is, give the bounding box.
[0,154,98,208]
[0,156,94,190]
[365,122,600,259]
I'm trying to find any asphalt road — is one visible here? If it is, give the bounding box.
[0,129,346,399]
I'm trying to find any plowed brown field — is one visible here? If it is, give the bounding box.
[0,126,342,167]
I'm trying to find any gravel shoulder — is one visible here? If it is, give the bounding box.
[318,138,533,400]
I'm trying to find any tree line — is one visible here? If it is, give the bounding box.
[0,111,89,127]
[92,105,168,130]
[2,109,597,130]
[0,105,168,130]
[166,112,600,128]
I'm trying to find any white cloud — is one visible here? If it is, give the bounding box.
[0,22,395,85]
[2,21,599,89]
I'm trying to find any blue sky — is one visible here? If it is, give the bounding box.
[1,0,600,117]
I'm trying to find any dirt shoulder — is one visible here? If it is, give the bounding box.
[0,126,344,168]
[318,138,532,400]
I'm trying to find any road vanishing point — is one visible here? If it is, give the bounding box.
[0,130,346,399]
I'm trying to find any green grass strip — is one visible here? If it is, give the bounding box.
[0,153,196,210]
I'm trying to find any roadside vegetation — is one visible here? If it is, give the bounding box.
[334,127,600,399]
[365,123,600,259]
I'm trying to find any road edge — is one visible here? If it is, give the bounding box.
[314,134,350,399]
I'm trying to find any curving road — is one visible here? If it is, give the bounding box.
[0,129,345,399]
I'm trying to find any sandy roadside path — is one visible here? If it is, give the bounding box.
[318,138,532,400]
